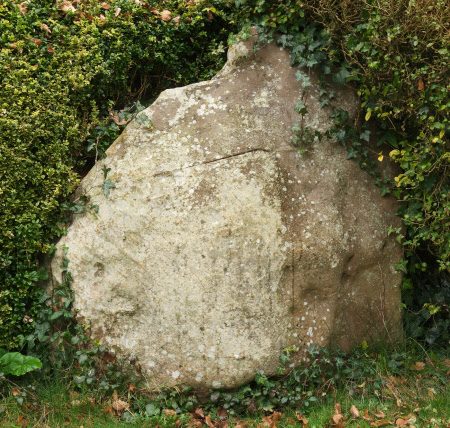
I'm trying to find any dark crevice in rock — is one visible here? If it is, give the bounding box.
[153,148,271,177]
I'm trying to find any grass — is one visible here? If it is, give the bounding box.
[0,341,448,427]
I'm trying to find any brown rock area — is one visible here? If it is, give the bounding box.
[49,34,403,390]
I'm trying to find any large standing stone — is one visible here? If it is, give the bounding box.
[49,34,403,390]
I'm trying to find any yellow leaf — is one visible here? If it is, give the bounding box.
[389,149,400,157]
[432,137,439,143]
[365,110,372,121]
[378,152,383,162]
[394,176,400,182]
[439,130,445,139]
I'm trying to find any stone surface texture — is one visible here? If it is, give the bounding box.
[49,35,403,390]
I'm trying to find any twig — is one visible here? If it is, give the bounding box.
[3,377,38,400]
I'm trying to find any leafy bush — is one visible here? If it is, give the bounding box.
[402,252,450,346]
[0,0,236,348]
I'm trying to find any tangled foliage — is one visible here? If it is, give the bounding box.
[0,0,235,348]
[304,0,450,271]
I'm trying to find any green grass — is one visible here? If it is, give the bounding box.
[1,384,448,427]
[0,342,448,427]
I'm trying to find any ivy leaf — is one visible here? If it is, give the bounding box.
[306,57,318,68]
[395,259,408,274]
[295,101,307,115]
[380,186,390,196]
[146,403,160,416]
[49,311,64,321]
[322,64,331,75]
[102,179,116,198]
[360,130,371,142]
[102,165,111,179]
[347,147,358,159]
[332,67,350,85]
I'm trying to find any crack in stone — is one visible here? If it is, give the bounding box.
[153,148,271,177]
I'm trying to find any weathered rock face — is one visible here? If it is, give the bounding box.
[49,35,403,390]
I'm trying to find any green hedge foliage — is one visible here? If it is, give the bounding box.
[0,0,235,348]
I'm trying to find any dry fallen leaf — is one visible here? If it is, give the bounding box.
[370,419,393,427]
[114,7,121,18]
[112,391,130,412]
[333,414,344,424]
[261,411,283,427]
[79,11,95,20]
[102,405,114,414]
[59,1,76,13]
[350,404,360,418]
[160,10,171,21]
[9,42,16,49]
[112,399,129,412]
[19,2,28,14]
[47,46,55,53]
[417,78,424,91]
[165,409,177,417]
[375,411,386,418]
[410,362,425,371]
[127,383,136,391]
[441,358,450,367]
[363,409,374,421]
[12,387,21,396]
[205,414,214,428]
[332,402,344,424]
[150,7,160,15]
[101,352,116,365]
[101,2,110,9]
[295,412,309,425]
[194,408,205,418]
[173,16,181,25]
[32,38,41,46]
[234,423,248,428]
[217,407,227,419]
[16,415,28,428]
[206,10,213,20]
[41,24,51,33]
[396,418,409,426]
[99,14,106,23]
